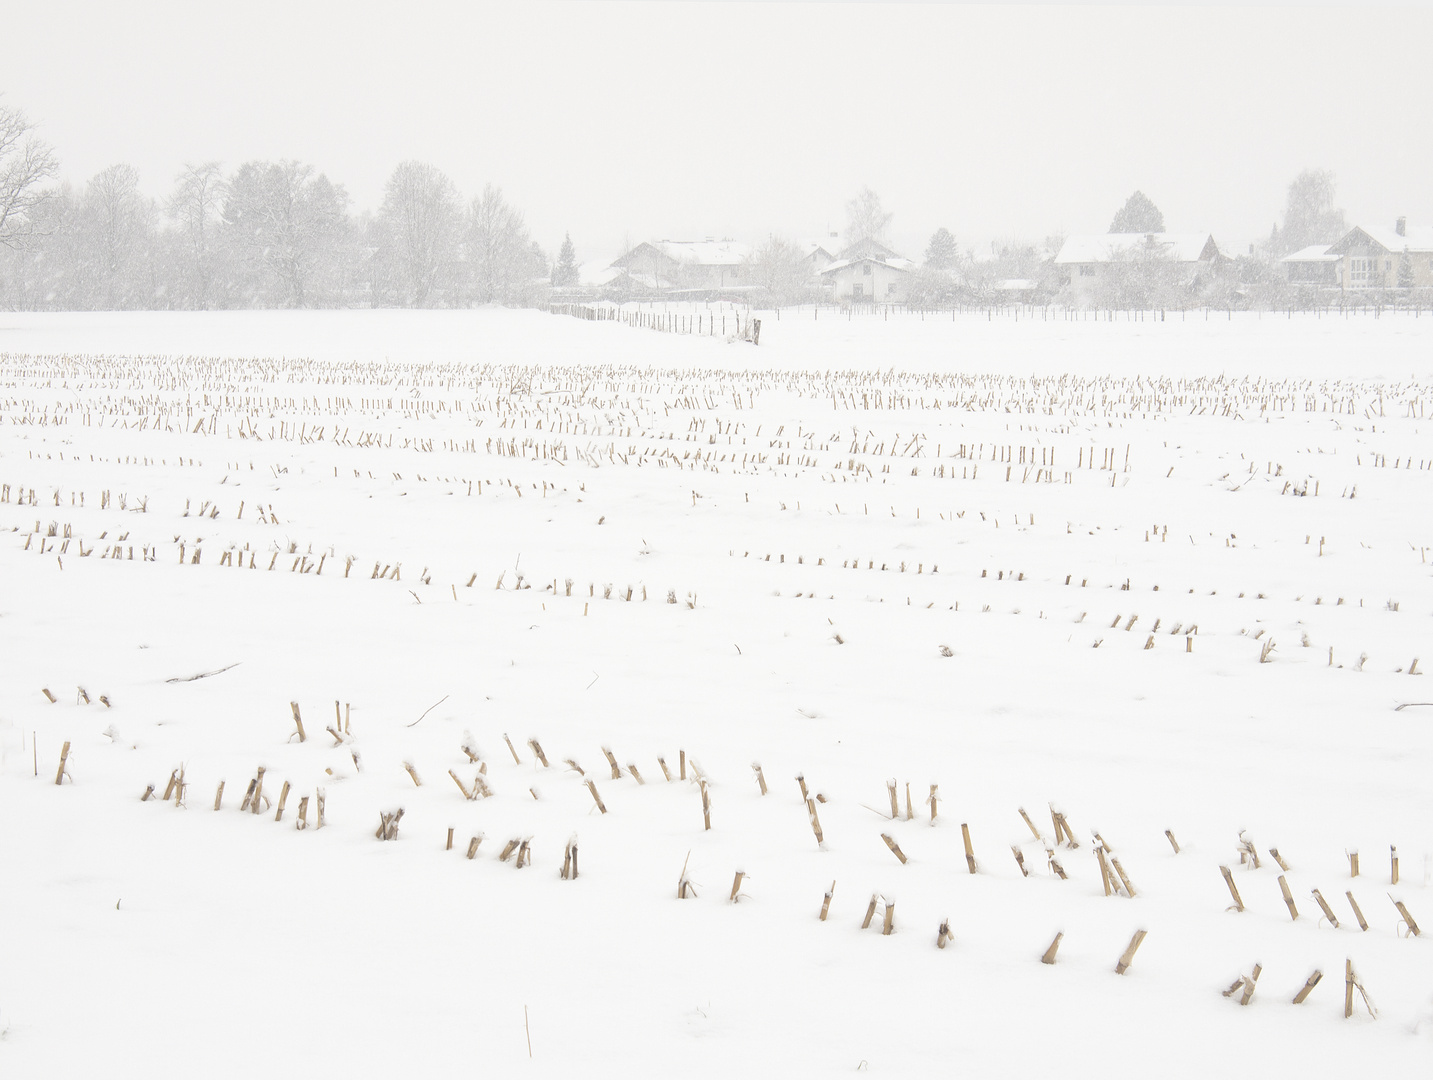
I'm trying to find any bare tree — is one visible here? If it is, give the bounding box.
[844,186,892,247]
[748,235,811,305]
[78,164,155,309]
[223,160,350,307]
[466,183,536,305]
[0,100,59,249]
[1274,169,1345,255]
[378,161,461,307]
[165,162,226,309]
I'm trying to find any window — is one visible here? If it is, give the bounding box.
[1386,259,1393,272]
[887,282,897,296]
[1079,265,1096,277]
[862,263,872,276]
[852,283,864,299]
[1350,257,1373,284]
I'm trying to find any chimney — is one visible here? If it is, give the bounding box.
[1396,216,1407,237]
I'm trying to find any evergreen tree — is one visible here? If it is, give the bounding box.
[924,227,957,272]
[1109,191,1164,234]
[1398,251,1415,289]
[552,232,579,286]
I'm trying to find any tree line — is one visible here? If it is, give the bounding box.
[1,100,570,310]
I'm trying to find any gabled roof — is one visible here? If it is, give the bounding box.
[1280,245,1341,264]
[1054,233,1219,265]
[819,254,915,276]
[653,239,751,266]
[839,237,900,261]
[1331,225,1433,255]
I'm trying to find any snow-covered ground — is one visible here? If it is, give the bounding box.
[2,308,1431,1077]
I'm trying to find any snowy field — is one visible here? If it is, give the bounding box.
[2,308,1431,1077]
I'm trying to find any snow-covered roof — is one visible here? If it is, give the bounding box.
[651,240,751,266]
[1354,225,1433,254]
[1054,233,1219,265]
[1280,245,1341,264]
[801,239,841,262]
[818,255,915,276]
[578,260,628,287]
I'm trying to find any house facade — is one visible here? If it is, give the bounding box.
[1328,220,1433,289]
[818,239,914,303]
[1280,244,1342,286]
[609,239,752,294]
[1054,233,1221,304]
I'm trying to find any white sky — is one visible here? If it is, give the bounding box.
[5,1,1431,262]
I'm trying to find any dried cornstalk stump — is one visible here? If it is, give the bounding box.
[54,741,71,786]
[586,780,607,814]
[961,823,977,873]
[627,764,645,785]
[882,899,895,936]
[886,779,899,819]
[273,780,291,821]
[1269,847,1290,871]
[403,761,423,787]
[1278,875,1299,920]
[936,920,951,950]
[1311,889,1339,927]
[881,833,908,865]
[1040,932,1063,965]
[1018,807,1042,841]
[375,808,404,841]
[467,835,484,860]
[295,795,309,830]
[676,851,694,899]
[819,882,835,922]
[290,702,306,743]
[861,894,879,930]
[729,870,745,902]
[1111,858,1136,898]
[499,838,522,862]
[1390,895,1422,937]
[213,780,225,811]
[1114,930,1147,975]
[700,780,711,831]
[806,799,824,845]
[1220,866,1245,912]
[503,733,522,765]
[528,739,550,767]
[250,767,267,813]
[1346,891,1369,931]
[1164,829,1180,854]
[1291,970,1322,1004]
[657,756,672,782]
[751,763,767,796]
[601,747,621,780]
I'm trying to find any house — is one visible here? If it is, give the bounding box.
[799,237,842,278]
[819,238,915,303]
[608,239,752,294]
[1280,245,1342,286]
[1327,219,1433,289]
[1054,233,1221,303]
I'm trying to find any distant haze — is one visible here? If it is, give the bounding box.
[7,1,1431,262]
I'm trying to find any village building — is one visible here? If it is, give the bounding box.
[1279,244,1342,286]
[608,239,752,295]
[818,238,915,303]
[1327,219,1433,289]
[1054,233,1222,304]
